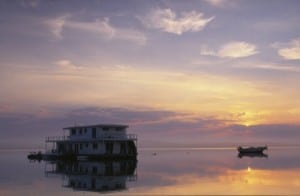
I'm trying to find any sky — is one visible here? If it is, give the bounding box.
[0,0,300,148]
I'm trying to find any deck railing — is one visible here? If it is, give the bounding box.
[46,136,69,142]
[127,134,137,140]
[46,133,137,142]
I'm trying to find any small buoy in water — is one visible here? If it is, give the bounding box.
[152,152,157,156]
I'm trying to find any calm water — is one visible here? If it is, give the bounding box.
[1,147,300,195]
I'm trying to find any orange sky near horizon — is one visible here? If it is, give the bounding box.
[1,64,300,126]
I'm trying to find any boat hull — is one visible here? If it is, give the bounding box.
[237,146,267,154]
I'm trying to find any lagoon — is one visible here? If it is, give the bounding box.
[1,146,300,195]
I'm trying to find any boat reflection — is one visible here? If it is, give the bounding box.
[238,152,268,158]
[45,159,137,193]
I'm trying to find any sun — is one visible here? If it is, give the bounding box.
[244,122,251,127]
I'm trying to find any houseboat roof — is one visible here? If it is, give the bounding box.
[63,124,128,130]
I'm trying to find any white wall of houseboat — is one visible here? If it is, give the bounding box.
[67,127,127,140]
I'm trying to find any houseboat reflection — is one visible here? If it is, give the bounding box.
[45,159,137,193]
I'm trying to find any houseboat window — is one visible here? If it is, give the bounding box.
[120,143,126,154]
[85,143,88,148]
[84,128,87,133]
[92,128,96,138]
[91,178,96,189]
[92,166,97,174]
[74,163,79,172]
[91,127,96,136]
[116,127,123,131]
[79,129,82,135]
[93,143,98,149]
[106,142,113,154]
[80,143,83,150]
[71,129,76,135]
[102,185,109,190]
[103,127,109,131]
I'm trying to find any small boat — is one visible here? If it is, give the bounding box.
[237,146,267,154]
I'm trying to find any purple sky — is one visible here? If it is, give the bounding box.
[0,0,300,148]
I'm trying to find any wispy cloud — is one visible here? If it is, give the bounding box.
[218,42,258,58]
[201,41,258,58]
[142,8,214,35]
[21,0,40,8]
[204,0,226,7]
[55,59,83,70]
[46,16,147,44]
[191,57,300,72]
[46,14,70,39]
[233,62,300,72]
[67,17,115,38]
[3,63,281,126]
[2,105,300,148]
[273,38,300,60]
[199,45,216,56]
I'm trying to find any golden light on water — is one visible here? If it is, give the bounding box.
[247,166,252,172]
[133,168,300,195]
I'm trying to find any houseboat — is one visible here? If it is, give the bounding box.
[28,124,137,161]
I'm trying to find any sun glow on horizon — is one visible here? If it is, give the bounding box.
[2,64,300,125]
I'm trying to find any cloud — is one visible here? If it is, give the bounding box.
[142,8,214,35]
[21,0,40,8]
[46,16,146,44]
[204,0,226,6]
[12,62,261,121]
[55,59,82,70]
[204,0,236,8]
[218,42,258,58]
[66,17,115,38]
[200,45,217,56]
[274,38,300,60]
[46,14,70,39]
[3,62,300,127]
[233,62,300,72]
[1,106,300,149]
[200,41,258,58]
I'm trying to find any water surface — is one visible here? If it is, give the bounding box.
[0,147,299,195]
